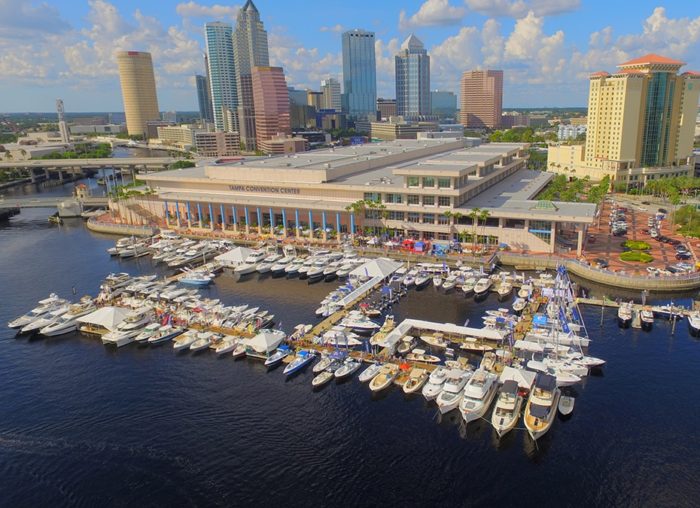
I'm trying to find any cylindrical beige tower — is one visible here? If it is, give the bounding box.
[116,51,160,138]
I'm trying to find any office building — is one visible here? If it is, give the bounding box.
[251,66,291,151]
[500,111,529,129]
[157,125,206,149]
[195,131,241,157]
[368,119,438,141]
[321,78,342,111]
[377,98,397,120]
[395,34,430,117]
[257,134,308,155]
[195,74,214,123]
[558,124,587,141]
[548,54,700,185]
[431,90,457,118]
[205,21,238,132]
[307,91,324,110]
[459,70,503,129]
[288,87,308,106]
[316,109,347,130]
[116,51,160,137]
[233,0,270,150]
[341,29,377,120]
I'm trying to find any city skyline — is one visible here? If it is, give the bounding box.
[0,0,699,112]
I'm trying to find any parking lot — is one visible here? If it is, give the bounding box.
[582,198,698,276]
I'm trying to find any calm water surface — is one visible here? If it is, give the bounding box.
[1,206,699,506]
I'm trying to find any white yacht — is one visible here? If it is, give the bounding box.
[190,331,217,352]
[358,362,383,382]
[334,358,362,380]
[117,308,153,331]
[518,283,533,299]
[368,364,399,392]
[459,369,499,423]
[20,303,71,334]
[134,322,163,344]
[8,293,66,329]
[102,317,148,347]
[435,369,472,414]
[461,277,476,295]
[688,311,700,336]
[39,300,96,336]
[524,373,561,440]
[491,380,523,437]
[473,278,492,297]
[497,280,513,299]
[234,250,266,275]
[422,366,448,401]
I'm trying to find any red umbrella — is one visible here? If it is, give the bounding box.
[399,362,411,371]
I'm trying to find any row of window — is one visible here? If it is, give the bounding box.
[364,192,451,207]
[406,176,452,188]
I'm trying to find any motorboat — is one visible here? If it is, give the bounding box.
[512,297,527,313]
[461,277,476,296]
[688,311,700,336]
[414,272,431,289]
[369,315,396,347]
[497,281,513,299]
[558,395,575,416]
[312,364,339,388]
[313,355,333,374]
[442,273,459,292]
[403,368,428,394]
[433,275,444,289]
[490,380,523,437]
[265,345,292,368]
[232,343,247,359]
[334,358,362,380]
[397,336,416,355]
[518,283,533,299]
[421,366,448,401]
[406,349,441,363]
[179,271,213,286]
[20,303,71,334]
[214,336,239,355]
[101,325,143,347]
[270,257,294,277]
[39,300,96,336]
[358,362,382,382]
[8,293,67,329]
[285,261,302,276]
[459,337,494,353]
[234,250,266,275]
[403,269,418,287]
[617,301,633,328]
[283,350,316,375]
[190,331,218,352]
[173,329,198,351]
[640,307,654,330]
[435,369,472,414]
[459,369,499,423]
[527,360,582,387]
[562,352,606,369]
[474,278,492,297]
[368,364,399,392]
[117,308,153,332]
[134,322,162,344]
[524,373,561,440]
[340,311,380,336]
[420,333,448,349]
[147,325,184,345]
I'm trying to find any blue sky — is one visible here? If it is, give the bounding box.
[0,0,699,112]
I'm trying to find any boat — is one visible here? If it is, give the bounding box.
[688,311,700,336]
[313,354,333,374]
[232,343,247,359]
[334,358,362,380]
[458,369,499,423]
[406,349,441,363]
[617,301,633,328]
[270,257,293,277]
[459,337,494,353]
[340,311,380,336]
[421,366,448,401]
[190,331,217,352]
[442,273,459,292]
[420,332,448,349]
[179,271,213,286]
[283,349,316,375]
[101,325,143,347]
[512,297,527,313]
[147,325,184,345]
[358,362,382,382]
[172,329,198,351]
[435,369,472,414]
[265,345,292,368]
[562,352,606,369]
[433,275,443,289]
[497,281,513,299]
[518,283,532,299]
[19,303,71,334]
[414,272,431,289]
[368,315,396,347]
[8,293,66,329]
[527,360,582,387]
[39,299,96,336]
[234,250,266,275]
[402,368,428,394]
[214,336,239,355]
[368,364,399,392]
[134,322,162,344]
[640,307,654,330]
[558,395,575,416]
[312,367,337,388]
[490,380,523,437]
[523,373,561,440]
[474,278,492,297]
[461,277,476,296]
[397,336,416,355]
[116,308,153,331]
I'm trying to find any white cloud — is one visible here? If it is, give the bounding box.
[268,32,341,90]
[430,26,481,91]
[464,0,580,18]
[175,1,240,20]
[0,0,70,38]
[399,0,466,30]
[375,37,400,94]
[320,24,344,33]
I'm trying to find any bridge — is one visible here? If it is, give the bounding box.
[0,196,109,209]
[0,157,179,171]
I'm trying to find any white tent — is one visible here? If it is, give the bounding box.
[244,329,286,354]
[349,257,402,279]
[77,306,129,332]
[215,246,253,268]
[499,366,536,390]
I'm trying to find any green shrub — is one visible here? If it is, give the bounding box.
[620,251,653,263]
[623,240,650,251]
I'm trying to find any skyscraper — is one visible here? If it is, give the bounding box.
[395,34,430,118]
[233,0,269,150]
[251,66,290,146]
[205,22,237,132]
[430,90,457,118]
[459,70,503,129]
[195,74,214,124]
[116,51,160,137]
[341,29,377,120]
[56,99,70,143]
[320,77,341,111]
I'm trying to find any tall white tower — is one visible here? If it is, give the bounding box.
[56,99,70,143]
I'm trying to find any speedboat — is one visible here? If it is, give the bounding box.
[512,297,527,313]
[190,331,217,352]
[270,257,294,277]
[397,336,416,355]
[688,311,700,336]
[406,349,441,363]
[8,293,66,329]
[403,368,428,394]
[134,322,162,344]
[117,308,153,332]
[232,343,247,359]
[265,345,292,368]
[368,364,399,392]
[312,362,339,388]
[558,395,575,416]
[283,349,316,375]
[214,336,239,355]
[358,362,382,382]
[147,325,184,345]
[422,366,448,401]
[524,373,561,440]
[491,380,523,437]
[640,307,654,330]
[414,272,431,289]
[461,277,476,296]
[497,281,513,299]
[39,300,96,336]
[442,274,459,292]
[518,283,532,299]
[433,275,443,289]
[172,329,198,351]
[334,358,362,380]
[285,261,302,277]
[563,352,606,369]
[340,311,380,336]
[234,250,266,275]
[527,360,582,387]
[435,369,472,414]
[313,355,333,374]
[459,369,499,423]
[474,278,492,297]
[420,333,448,349]
[617,302,633,328]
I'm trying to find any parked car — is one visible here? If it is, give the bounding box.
[641,201,651,205]
[675,244,689,253]
[593,258,609,269]
[646,266,659,275]
[668,239,681,246]
[665,265,679,274]
[658,208,668,214]
[676,252,692,260]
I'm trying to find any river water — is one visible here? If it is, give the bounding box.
[1,165,699,506]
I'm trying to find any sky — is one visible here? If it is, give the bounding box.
[0,0,699,113]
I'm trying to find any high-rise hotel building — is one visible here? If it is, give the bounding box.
[548,54,700,184]
[116,51,160,137]
[459,70,503,129]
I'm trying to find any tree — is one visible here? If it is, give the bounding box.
[170,160,196,169]
[345,199,369,235]
[442,210,453,239]
[478,209,491,249]
[468,207,481,251]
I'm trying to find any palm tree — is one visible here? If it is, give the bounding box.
[468,207,480,251]
[478,209,491,250]
[345,199,369,236]
[452,211,463,243]
[442,210,453,240]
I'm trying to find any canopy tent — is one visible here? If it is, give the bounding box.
[498,366,536,390]
[244,329,286,354]
[215,246,253,268]
[77,306,129,332]
[349,257,402,279]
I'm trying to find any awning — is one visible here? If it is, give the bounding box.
[534,373,557,391]
[244,330,286,354]
[77,306,129,332]
[215,246,253,267]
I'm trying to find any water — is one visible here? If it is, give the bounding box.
[1,208,700,507]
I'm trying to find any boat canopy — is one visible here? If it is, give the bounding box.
[534,373,557,392]
[499,379,519,394]
[529,403,551,419]
[349,257,402,279]
[77,306,129,332]
[244,329,286,354]
[499,366,536,390]
[513,340,545,353]
[215,246,254,267]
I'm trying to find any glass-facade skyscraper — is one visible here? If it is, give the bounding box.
[341,29,377,120]
[395,34,430,118]
[205,21,237,132]
[195,74,214,124]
